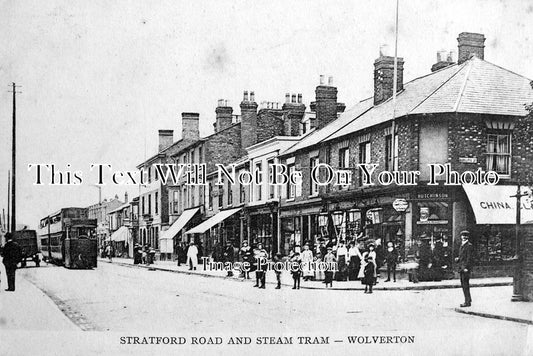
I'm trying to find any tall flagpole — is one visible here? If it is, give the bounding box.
[10,83,21,232]
[391,0,399,171]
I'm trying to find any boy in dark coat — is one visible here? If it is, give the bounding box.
[384,241,399,282]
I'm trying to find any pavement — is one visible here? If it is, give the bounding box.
[0,264,78,331]
[100,256,513,291]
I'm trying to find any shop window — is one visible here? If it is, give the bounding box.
[331,211,346,241]
[486,133,511,176]
[476,226,515,262]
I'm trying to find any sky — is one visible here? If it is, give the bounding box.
[1,0,532,229]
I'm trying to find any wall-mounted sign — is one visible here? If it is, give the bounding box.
[392,199,408,212]
[459,157,477,164]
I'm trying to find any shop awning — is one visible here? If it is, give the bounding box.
[185,208,242,234]
[110,226,130,242]
[463,185,533,224]
[160,208,199,241]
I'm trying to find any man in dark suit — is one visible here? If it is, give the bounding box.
[1,233,22,292]
[456,230,474,307]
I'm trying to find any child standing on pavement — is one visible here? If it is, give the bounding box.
[323,247,337,288]
[291,252,302,289]
[273,252,283,289]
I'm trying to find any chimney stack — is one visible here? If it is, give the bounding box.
[374,53,404,106]
[240,90,258,151]
[282,93,306,136]
[158,129,174,152]
[124,191,129,203]
[215,99,233,132]
[181,112,200,140]
[457,32,485,64]
[313,75,342,129]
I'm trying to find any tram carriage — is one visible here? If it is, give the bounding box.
[38,207,98,269]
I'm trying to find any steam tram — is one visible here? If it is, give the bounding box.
[38,207,98,269]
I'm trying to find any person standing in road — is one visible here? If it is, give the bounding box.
[347,241,362,281]
[323,246,336,288]
[187,241,199,270]
[254,243,268,289]
[273,252,283,289]
[384,241,399,282]
[239,241,252,279]
[300,243,314,282]
[223,241,235,277]
[362,252,376,294]
[290,251,302,289]
[456,230,474,307]
[105,242,113,262]
[1,233,22,292]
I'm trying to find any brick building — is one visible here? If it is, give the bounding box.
[276,32,533,277]
[136,113,200,250]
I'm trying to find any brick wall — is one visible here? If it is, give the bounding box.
[522,225,533,301]
[205,124,242,174]
[511,114,533,181]
[257,109,285,142]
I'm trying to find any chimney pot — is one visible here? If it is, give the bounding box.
[319,75,325,85]
[291,94,296,103]
[297,93,302,103]
[243,90,249,101]
[285,93,290,103]
[250,91,255,102]
[328,76,334,86]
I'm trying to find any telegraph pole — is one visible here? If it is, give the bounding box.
[9,83,21,232]
[510,184,527,301]
[7,170,10,232]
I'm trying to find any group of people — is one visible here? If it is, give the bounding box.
[168,231,474,306]
[132,244,157,265]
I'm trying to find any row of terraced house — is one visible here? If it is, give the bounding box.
[126,32,533,278]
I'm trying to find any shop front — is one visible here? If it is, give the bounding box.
[185,207,242,260]
[462,184,533,277]
[248,206,277,256]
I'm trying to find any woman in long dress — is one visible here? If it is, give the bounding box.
[348,241,362,281]
[300,244,314,281]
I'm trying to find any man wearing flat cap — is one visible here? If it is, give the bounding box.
[456,230,474,307]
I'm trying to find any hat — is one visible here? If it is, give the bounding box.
[460,230,470,237]
[327,246,333,250]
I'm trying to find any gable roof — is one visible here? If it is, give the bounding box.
[281,57,533,154]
